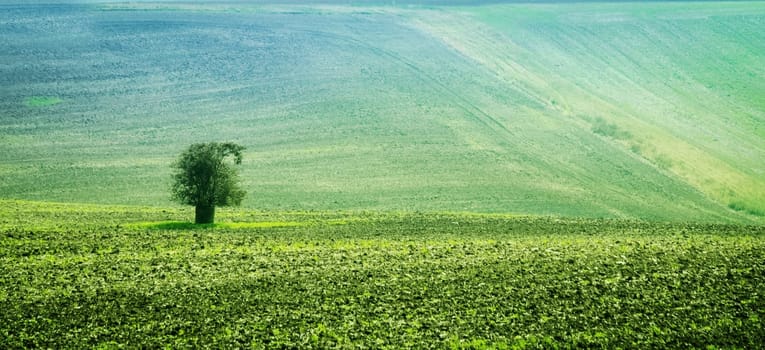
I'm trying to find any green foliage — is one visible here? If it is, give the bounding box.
[1,201,764,348]
[171,142,245,223]
[171,142,245,207]
[591,117,631,140]
[728,202,764,217]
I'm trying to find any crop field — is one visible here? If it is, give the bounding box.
[1,1,763,222]
[1,2,764,346]
[1,200,764,348]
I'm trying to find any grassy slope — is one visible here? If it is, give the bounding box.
[0,2,762,222]
[1,200,764,347]
[412,2,765,217]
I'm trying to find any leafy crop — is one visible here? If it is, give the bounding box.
[1,201,763,348]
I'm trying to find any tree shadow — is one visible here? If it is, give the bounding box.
[128,221,309,230]
[132,221,217,230]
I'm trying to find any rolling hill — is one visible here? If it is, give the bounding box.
[0,1,763,223]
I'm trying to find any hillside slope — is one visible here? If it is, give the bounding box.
[413,1,765,219]
[0,2,762,222]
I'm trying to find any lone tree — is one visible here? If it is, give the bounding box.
[171,142,246,224]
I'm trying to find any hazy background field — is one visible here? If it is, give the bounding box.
[1,1,763,222]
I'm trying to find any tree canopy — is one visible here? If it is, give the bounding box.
[171,142,245,224]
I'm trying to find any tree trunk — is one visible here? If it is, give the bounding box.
[195,205,215,224]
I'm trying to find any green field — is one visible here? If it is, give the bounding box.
[2,1,765,347]
[1,1,763,222]
[1,200,764,348]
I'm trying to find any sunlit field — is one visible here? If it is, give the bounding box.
[2,200,763,348]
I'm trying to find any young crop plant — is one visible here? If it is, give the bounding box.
[171,142,245,224]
